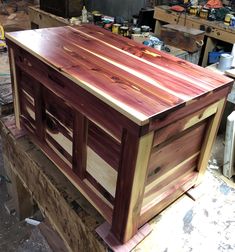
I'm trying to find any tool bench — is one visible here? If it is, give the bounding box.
[154,5,235,66]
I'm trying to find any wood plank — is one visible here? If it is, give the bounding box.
[34,83,45,140]
[196,98,226,184]
[85,172,115,204]
[139,171,197,227]
[73,112,87,178]
[202,37,217,67]
[148,122,207,175]
[9,48,21,128]
[149,86,231,132]
[88,121,121,171]
[96,222,152,252]
[46,129,73,156]
[3,154,34,220]
[12,46,138,139]
[86,147,117,198]
[6,26,233,125]
[45,133,73,166]
[17,117,114,223]
[112,131,154,243]
[147,152,199,186]
[153,101,219,147]
[143,169,196,211]
[0,116,108,252]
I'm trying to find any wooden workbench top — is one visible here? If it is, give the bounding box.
[6,25,233,125]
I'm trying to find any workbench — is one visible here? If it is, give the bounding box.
[6,24,233,247]
[28,5,69,29]
[154,5,235,66]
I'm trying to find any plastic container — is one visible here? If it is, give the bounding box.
[82,6,88,23]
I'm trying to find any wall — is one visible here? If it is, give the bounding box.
[87,0,147,19]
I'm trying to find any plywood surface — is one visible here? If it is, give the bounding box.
[6,25,233,125]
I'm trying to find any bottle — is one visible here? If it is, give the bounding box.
[82,6,88,23]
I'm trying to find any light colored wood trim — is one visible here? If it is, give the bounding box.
[25,105,35,120]
[46,110,72,137]
[9,48,21,128]
[6,33,149,126]
[86,147,117,197]
[153,101,219,147]
[122,131,154,242]
[183,101,218,129]
[196,98,226,184]
[22,90,35,106]
[154,20,162,36]
[146,152,199,193]
[46,130,73,156]
[83,179,114,209]
[141,169,196,215]
[202,37,217,67]
[46,139,72,168]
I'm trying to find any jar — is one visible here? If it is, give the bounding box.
[189,6,198,16]
[112,24,121,34]
[132,27,141,34]
[141,25,150,33]
[120,26,129,37]
[200,8,209,19]
[225,14,234,26]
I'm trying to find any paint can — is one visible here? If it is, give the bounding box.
[120,26,129,37]
[230,17,235,28]
[199,8,209,19]
[218,53,234,71]
[224,14,233,26]
[93,13,102,24]
[189,6,198,16]
[141,25,150,33]
[132,27,141,34]
[112,24,121,34]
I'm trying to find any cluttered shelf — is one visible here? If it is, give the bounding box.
[154,5,235,66]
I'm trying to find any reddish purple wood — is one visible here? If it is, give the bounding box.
[96,222,152,252]
[6,26,233,123]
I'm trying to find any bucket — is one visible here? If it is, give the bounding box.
[218,53,234,71]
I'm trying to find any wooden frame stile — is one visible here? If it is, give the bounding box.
[72,112,88,179]
[196,98,226,184]
[9,48,21,128]
[112,130,154,243]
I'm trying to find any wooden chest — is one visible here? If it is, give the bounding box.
[160,24,205,52]
[6,25,232,245]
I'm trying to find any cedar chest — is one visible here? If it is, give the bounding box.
[6,25,233,245]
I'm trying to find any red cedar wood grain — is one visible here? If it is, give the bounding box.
[72,112,87,179]
[10,43,139,139]
[6,25,233,125]
[148,121,207,173]
[140,172,197,227]
[22,125,114,223]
